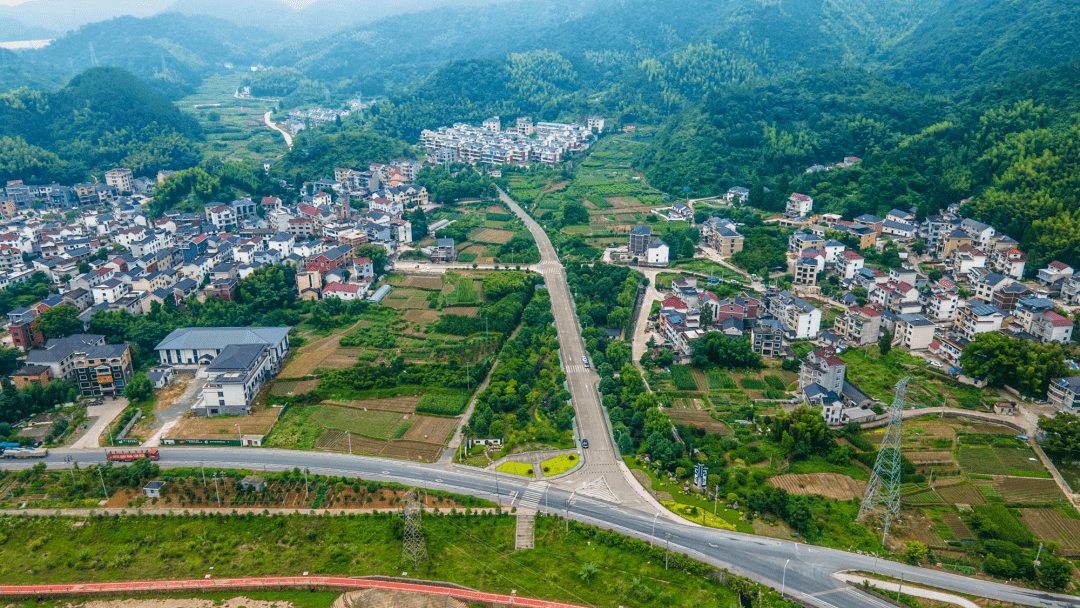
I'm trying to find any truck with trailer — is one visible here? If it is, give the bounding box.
[105,449,160,462]
[0,447,49,459]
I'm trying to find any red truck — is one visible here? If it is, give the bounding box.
[106,449,160,462]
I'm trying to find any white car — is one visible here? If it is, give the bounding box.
[926,359,943,368]
[582,355,590,368]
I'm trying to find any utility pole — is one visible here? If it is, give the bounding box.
[665,532,671,570]
[347,430,352,454]
[98,467,108,500]
[565,490,577,533]
[200,463,206,488]
[213,473,221,507]
[651,512,660,545]
[897,573,905,601]
[714,484,719,516]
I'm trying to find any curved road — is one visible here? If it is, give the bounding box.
[264,111,293,149]
[6,187,1079,608]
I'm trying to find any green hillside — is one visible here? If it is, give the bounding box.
[0,67,202,184]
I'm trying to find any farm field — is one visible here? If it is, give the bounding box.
[1019,508,1080,554]
[768,473,865,500]
[177,74,288,163]
[987,476,1068,503]
[935,483,986,506]
[667,408,730,435]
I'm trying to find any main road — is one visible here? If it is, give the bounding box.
[6,188,1079,608]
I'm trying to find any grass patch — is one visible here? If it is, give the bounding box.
[0,513,759,608]
[496,461,535,477]
[1009,470,1052,478]
[310,406,410,441]
[541,454,579,476]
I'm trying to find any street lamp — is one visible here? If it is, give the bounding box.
[781,559,790,598]
[565,489,577,533]
[235,424,241,444]
[651,512,660,546]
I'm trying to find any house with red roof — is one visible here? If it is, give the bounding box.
[323,282,363,301]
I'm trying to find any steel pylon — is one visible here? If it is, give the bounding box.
[857,376,909,543]
[402,489,428,569]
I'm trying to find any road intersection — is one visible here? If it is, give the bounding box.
[5,188,1079,608]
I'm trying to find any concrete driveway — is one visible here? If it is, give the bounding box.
[69,397,129,449]
[144,372,204,447]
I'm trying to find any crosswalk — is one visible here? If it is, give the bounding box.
[518,481,548,511]
[564,364,589,374]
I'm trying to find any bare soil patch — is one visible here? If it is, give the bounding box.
[404,309,440,324]
[541,180,569,193]
[768,472,865,500]
[402,415,457,444]
[402,276,444,290]
[169,405,281,440]
[342,396,421,413]
[280,350,332,378]
[271,379,319,396]
[443,307,479,317]
[905,451,955,464]
[667,409,730,435]
[472,228,516,244]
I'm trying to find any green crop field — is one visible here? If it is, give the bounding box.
[670,365,698,391]
[311,406,410,440]
[416,392,469,416]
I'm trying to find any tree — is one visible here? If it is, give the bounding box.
[34,305,82,339]
[605,340,631,369]
[904,541,928,564]
[1038,413,1080,456]
[700,302,713,327]
[1037,554,1073,590]
[878,328,892,357]
[960,332,1069,398]
[124,374,154,404]
[690,333,762,369]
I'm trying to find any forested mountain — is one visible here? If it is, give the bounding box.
[0,67,202,184]
[0,17,57,41]
[26,13,272,98]
[0,48,67,93]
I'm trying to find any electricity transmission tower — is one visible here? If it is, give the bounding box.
[402,489,428,569]
[857,376,909,544]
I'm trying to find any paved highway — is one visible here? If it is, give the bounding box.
[6,188,1079,608]
[11,447,1080,608]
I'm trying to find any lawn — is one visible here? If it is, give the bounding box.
[840,347,990,409]
[540,454,579,476]
[496,461,535,477]
[0,513,776,608]
[310,405,412,441]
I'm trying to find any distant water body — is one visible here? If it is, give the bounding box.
[0,39,52,50]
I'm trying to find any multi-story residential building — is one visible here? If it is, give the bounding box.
[91,278,130,305]
[1038,261,1074,286]
[960,218,995,249]
[751,319,784,358]
[323,282,363,301]
[723,187,750,204]
[1031,311,1074,344]
[420,121,590,166]
[882,219,917,241]
[431,238,457,262]
[25,334,132,396]
[267,233,295,258]
[1049,376,1080,414]
[587,115,605,133]
[785,193,813,218]
[7,307,42,351]
[800,348,847,395]
[104,168,134,193]
[788,231,823,253]
[834,306,882,346]
[926,290,962,321]
[974,273,1010,302]
[369,196,404,217]
[699,218,744,256]
[940,228,974,257]
[306,245,354,274]
[992,281,1032,312]
[646,238,670,267]
[836,250,865,280]
[192,344,272,417]
[628,225,652,256]
[766,290,822,340]
[896,314,937,350]
[992,248,1027,280]
[794,256,819,287]
[11,364,52,390]
[956,304,1005,340]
